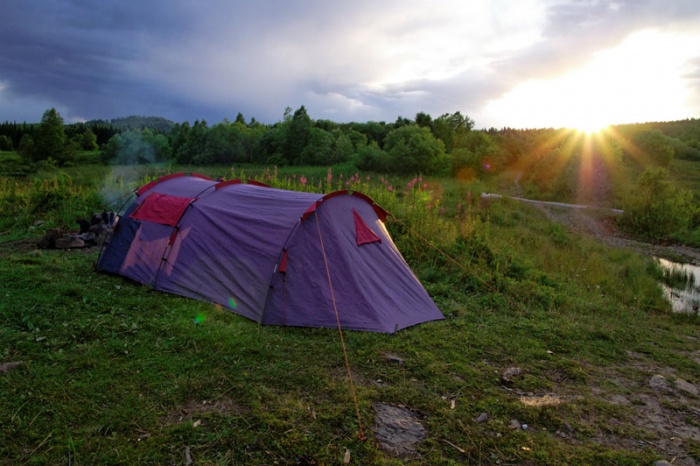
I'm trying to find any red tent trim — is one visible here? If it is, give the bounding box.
[136,172,212,196]
[215,179,243,190]
[353,208,382,246]
[301,190,389,222]
[215,179,271,190]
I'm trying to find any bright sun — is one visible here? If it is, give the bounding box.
[574,120,609,134]
[482,29,696,129]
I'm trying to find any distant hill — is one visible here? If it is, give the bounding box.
[86,116,177,132]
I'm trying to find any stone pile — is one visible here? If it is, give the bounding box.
[37,212,117,249]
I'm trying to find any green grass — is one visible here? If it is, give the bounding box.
[668,158,700,247]
[1,164,699,464]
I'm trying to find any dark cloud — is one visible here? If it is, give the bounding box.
[0,1,190,121]
[0,0,698,126]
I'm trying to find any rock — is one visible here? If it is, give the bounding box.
[78,232,97,245]
[55,234,85,249]
[508,419,521,430]
[76,217,91,233]
[0,361,25,374]
[609,395,630,405]
[374,403,426,457]
[475,412,489,423]
[674,378,698,396]
[384,353,405,366]
[37,227,63,249]
[649,375,669,391]
[501,367,522,384]
[654,461,673,466]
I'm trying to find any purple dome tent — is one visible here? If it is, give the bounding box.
[97,173,443,333]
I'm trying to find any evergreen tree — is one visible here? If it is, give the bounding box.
[283,106,312,164]
[34,108,67,163]
[17,134,35,163]
[80,128,99,150]
[0,135,13,151]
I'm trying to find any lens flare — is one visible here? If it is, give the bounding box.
[228,297,237,309]
[194,313,206,324]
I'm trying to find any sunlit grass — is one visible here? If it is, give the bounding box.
[1,163,698,464]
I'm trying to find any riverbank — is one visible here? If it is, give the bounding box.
[534,204,700,266]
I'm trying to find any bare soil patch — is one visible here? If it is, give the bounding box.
[527,202,700,464]
[161,396,247,426]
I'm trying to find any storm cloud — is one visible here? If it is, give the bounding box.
[1,0,699,128]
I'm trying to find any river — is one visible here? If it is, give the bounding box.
[655,258,700,314]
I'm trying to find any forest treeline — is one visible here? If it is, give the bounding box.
[1,106,700,241]
[2,106,700,177]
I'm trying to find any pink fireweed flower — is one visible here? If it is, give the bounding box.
[387,186,394,192]
[327,167,332,183]
[423,183,428,190]
[300,176,307,185]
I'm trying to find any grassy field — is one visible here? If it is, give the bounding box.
[1,164,699,464]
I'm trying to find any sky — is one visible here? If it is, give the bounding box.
[1,0,699,130]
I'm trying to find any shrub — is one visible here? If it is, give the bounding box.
[618,168,697,240]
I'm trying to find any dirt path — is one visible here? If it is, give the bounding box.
[485,192,700,266]
[537,204,700,265]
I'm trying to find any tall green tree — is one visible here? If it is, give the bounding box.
[300,127,333,165]
[632,129,674,167]
[0,135,13,151]
[79,128,99,150]
[383,124,448,175]
[34,108,68,163]
[433,111,474,152]
[283,106,312,165]
[17,134,35,163]
[174,120,208,164]
[415,112,433,130]
[451,130,501,179]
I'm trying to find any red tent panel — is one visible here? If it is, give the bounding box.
[130,192,194,226]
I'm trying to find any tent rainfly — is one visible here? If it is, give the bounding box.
[96,173,444,333]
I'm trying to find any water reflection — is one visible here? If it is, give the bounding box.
[655,258,700,314]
